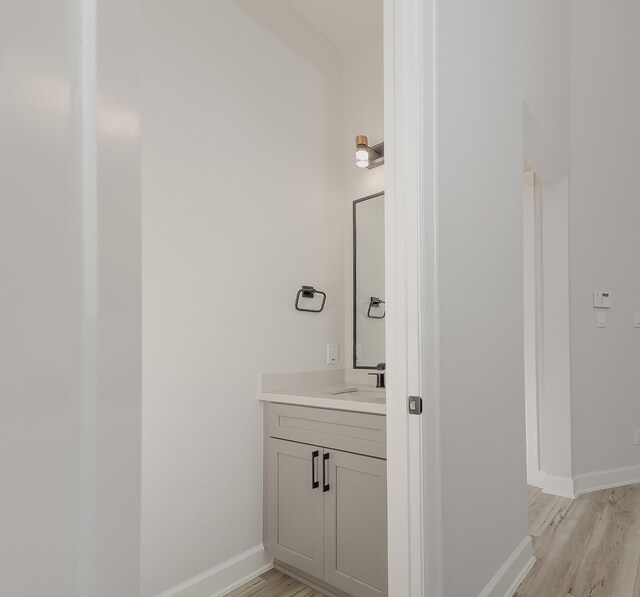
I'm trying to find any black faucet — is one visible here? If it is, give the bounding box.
[368,362,386,389]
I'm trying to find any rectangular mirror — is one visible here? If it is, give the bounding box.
[353,192,385,369]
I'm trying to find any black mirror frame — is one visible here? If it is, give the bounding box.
[353,191,385,370]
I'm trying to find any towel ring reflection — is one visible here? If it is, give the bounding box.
[367,297,385,319]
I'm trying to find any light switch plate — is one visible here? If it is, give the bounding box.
[634,313,640,328]
[635,429,640,445]
[597,311,607,328]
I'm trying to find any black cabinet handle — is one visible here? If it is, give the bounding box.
[311,450,319,489]
[323,452,330,492]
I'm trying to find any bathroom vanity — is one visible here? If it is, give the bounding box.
[260,377,387,597]
[258,191,388,596]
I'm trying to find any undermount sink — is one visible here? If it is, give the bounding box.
[323,387,386,401]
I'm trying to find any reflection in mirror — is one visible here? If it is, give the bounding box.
[353,192,385,369]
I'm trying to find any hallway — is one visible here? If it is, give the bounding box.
[515,485,640,597]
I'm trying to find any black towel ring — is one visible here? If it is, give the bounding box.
[295,286,327,313]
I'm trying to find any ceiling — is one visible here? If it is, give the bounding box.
[285,0,382,51]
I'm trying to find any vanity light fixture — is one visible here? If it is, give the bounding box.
[355,135,385,169]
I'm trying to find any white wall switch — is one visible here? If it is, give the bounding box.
[635,429,640,445]
[327,343,339,365]
[593,291,613,308]
[634,313,640,328]
[597,311,607,328]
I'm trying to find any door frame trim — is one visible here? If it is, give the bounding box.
[384,0,443,595]
[523,170,543,488]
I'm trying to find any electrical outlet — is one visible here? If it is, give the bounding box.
[327,344,339,365]
[635,430,640,446]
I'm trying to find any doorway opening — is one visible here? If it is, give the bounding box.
[140,2,391,597]
[522,167,573,498]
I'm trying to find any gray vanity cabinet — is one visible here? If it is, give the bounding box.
[264,403,387,597]
[323,449,387,597]
[266,438,325,579]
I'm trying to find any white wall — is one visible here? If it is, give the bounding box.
[436,1,529,592]
[94,1,143,593]
[341,24,385,380]
[140,2,344,594]
[340,13,384,203]
[523,0,571,180]
[435,0,572,592]
[0,1,142,595]
[0,3,80,593]
[570,0,640,479]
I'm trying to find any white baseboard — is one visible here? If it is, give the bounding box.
[526,469,543,490]
[274,562,348,597]
[478,536,535,597]
[573,464,640,497]
[156,544,273,597]
[541,473,575,499]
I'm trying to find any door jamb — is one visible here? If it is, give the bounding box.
[384,0,443,595]
[523,170,543,488]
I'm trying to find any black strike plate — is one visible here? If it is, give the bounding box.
[408,396,423,415]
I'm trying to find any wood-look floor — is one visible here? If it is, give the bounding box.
[225,568,327,597]
[515,483,640,597]
[228,483,640,597]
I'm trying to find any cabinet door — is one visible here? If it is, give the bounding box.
[265,438,324,579]
[323,450,387,597]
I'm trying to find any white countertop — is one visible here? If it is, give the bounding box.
[259,384,386,415]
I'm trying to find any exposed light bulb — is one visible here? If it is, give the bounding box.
[355,135,371,168]
[354,134,384,170]
[356,148,369,161]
